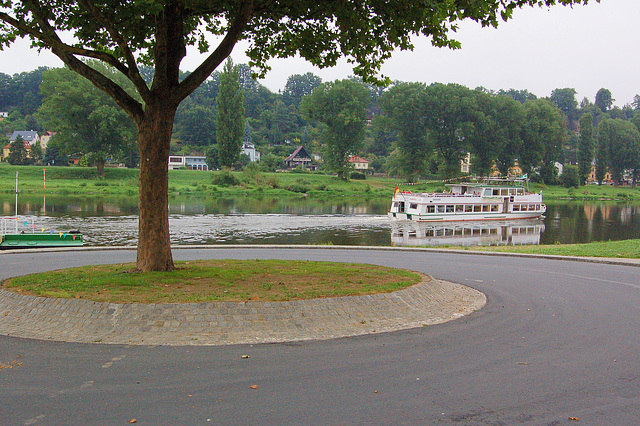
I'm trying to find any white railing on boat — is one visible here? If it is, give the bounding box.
[1,217,36,235]
[396,192,478,198]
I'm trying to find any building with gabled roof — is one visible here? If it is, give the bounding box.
[9,130,40,147]
[348,155,369,170]
[284,146,315,170]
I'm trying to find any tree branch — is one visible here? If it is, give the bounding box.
[177,1,254,102]
[1,2,145,122]
[53,48,145,124]
[76,0,151,100]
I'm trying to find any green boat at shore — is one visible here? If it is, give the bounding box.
[0,231,83,249]
[1,217,83,249]
[1,172,83,249]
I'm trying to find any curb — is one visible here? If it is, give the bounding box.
[0,277,485,346]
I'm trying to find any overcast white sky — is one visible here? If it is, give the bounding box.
[1,0,638,106]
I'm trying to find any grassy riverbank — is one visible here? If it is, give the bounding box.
[458,238,640,259]
[2,164,640,201]
[1,259,423,304]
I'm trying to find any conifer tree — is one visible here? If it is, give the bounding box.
[216,59,245,169]
[577,114,594,184]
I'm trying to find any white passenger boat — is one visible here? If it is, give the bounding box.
[388,178,546,222]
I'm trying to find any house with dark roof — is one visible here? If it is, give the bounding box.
[284,146,316,170]
[9,131,40,147]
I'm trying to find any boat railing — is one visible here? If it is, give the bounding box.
[1,216,36,235]
[397,192,476,198]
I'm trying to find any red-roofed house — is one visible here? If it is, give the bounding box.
[348,155,369,170]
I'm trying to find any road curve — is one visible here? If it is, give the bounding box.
[1,247,639,425]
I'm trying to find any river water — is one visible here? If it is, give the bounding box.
[2,195,640,247]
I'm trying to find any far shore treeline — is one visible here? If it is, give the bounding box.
[1,67,640,186]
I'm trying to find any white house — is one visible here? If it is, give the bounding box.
[168,155,208,170]
[242,142,260,162]
[9,130,40,147]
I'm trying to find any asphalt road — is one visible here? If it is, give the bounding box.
[1,247,639,425]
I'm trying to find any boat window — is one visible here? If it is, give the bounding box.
[465,205,473,212]
[455,205,464,212]
[410,203,418,210]
[517,188,524,195]
[446,205,454,213]
[492,189,500,196]
[536,204,540,210]
[437,205,445,213]
[529,204,535,211]
[427,205,435,213]
[490,205,498,212]
[473,205,481,212]
[509,189,516,195]
[513,204,520,211]
[482,205,490,212]
[484,189,492,196]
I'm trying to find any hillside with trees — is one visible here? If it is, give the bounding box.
[3,66,640,187]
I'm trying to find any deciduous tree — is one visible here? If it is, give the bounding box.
[520,99,566,183]
[300,79,369,179]
[37,66,137,176]
[595,88,614,112]
[379,83,430,181]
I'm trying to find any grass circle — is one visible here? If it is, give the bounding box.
[1,259,425,304]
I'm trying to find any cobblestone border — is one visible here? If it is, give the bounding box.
[0,277,485,346]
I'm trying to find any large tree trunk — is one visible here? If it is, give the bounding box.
[136,104,176,271]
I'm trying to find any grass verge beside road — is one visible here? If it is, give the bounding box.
[460,238,640,259]
[1,259,423,304]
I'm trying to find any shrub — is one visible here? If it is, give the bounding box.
[212,168,240,186]
[350,171,366,180]
[265,175,279,189]
[285,183,309,193]
[560,165,580,188]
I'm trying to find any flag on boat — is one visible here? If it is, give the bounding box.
[521,173,528,179]
[393,186,399,198]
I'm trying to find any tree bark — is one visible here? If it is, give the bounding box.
[136,103,176,271]
[96,159,105,177]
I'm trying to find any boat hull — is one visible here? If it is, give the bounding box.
[388,211,544,222]
[0,233,83,249]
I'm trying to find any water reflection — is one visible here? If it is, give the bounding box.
[390,220,545,247]
[2,194,640,247]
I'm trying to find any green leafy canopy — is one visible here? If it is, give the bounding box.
[0,1,595,89]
